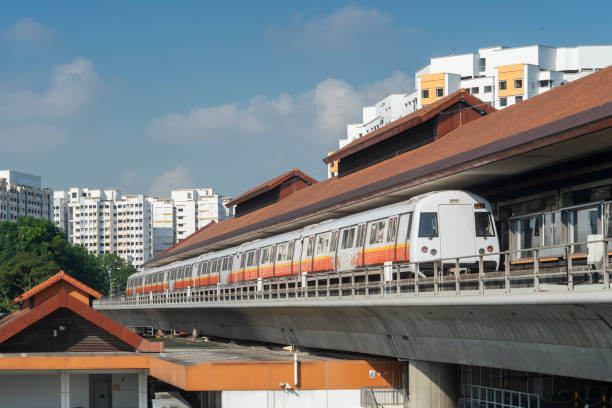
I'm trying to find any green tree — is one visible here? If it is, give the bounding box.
[99,253,136,295]
[0,217,116,312]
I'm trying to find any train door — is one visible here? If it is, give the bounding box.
[329,229,339,271]
[395,213,412,262]
[337,226,357,271]
[364,219,387,266]
[292,239,302,274]
[386,216,399,261]
[190,264,198,287]
[220,257,229,284]
[301,236,314,273]
[438,204,475,261]
[313,232,332,272]
[355,224,367,267]
[274,242,289,276]
[169,269,175,291]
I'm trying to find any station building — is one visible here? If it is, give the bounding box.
[0,170,53,222]
[103,66,612,407]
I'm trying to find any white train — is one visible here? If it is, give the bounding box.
[126,191,499,295]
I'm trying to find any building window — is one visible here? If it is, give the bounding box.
[422,89,429,99]
[515,95,523,103]
[539,80,552,87]
[483,85,492,93]
[435,88,443,97]
[479,58,486,72]
[499,97,507,107]
[499,80,507,90]
[514,79,523,89]
[471,87,479,94]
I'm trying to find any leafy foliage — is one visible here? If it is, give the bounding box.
[0,217,134,312]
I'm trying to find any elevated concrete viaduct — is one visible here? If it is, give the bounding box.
[97,287,612,383]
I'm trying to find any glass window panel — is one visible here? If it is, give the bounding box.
[475,212,495,237]
[418,213,438,238]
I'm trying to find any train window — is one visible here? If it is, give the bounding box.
[277,243,287,261]
[247,251,255,267]
[369,221,386,245]
[330,230,339,252]
[288,241,294,259]
[418,213,438,238]
[306,237,315,256]
[475,213,495,237]
[229,256,233,270]
[407,213,413,239]
[222,257,228,271]
[212,259,219,273]
[240,254,246,268]
[341,228,355,249]
[387,217,398,242]
[316,233,330,254]
[356,224,366,247]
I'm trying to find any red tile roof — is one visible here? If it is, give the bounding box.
[150,66,612,265]
[1,277,162,353]
[226,168,317,207]
[324,90,496,164]
[14,270,102,304]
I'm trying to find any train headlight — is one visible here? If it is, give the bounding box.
[421,246,428,253]
[487,246,494,253]
[430,248,437,256]
[478,248,485,255]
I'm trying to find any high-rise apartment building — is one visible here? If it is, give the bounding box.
[171,189,231,242]
[150,198,175,258]
[331,44,612,178]
[55,188,153,269]
[53,187,233,266]
[0,170,52,222]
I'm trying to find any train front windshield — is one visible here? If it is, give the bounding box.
[475,212,495,237]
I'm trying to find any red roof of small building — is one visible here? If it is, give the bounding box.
[14,270,102,304]
[324,89,496,164]
[226,168,317,207]
[1,272,162,353]
[148,66,612,266]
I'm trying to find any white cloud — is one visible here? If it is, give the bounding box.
[0,58,99,153]
[149,165,195,198]
[147,70,414,148]
[268,5,391,52]
[3,18,56,46]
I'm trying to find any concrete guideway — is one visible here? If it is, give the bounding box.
[97,289,612,383]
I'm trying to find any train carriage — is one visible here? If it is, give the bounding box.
[126,190,501,296]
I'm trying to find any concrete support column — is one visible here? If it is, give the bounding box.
[60,371,70,408]
[138,369,148,408]
[408,360,457,408]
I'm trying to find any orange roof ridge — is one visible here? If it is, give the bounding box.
[226,168,317,207]
[324,89,495,164]
[14,270,103,304]
[1,289,162,353]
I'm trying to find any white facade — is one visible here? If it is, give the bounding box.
[0,170,52,222]
[332,44,612,178]
[56,188,154,269]
[416,44,612,110]
[171,188,230,242]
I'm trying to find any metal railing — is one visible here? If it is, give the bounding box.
[461,384,541,408]
[360,386,407,407]
[95,238,611,308]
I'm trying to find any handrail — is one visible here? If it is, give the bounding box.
[95,238,612,308]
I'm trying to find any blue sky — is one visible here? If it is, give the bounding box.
[1,1,611,198]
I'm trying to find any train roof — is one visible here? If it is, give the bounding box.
[147,66,612,268]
